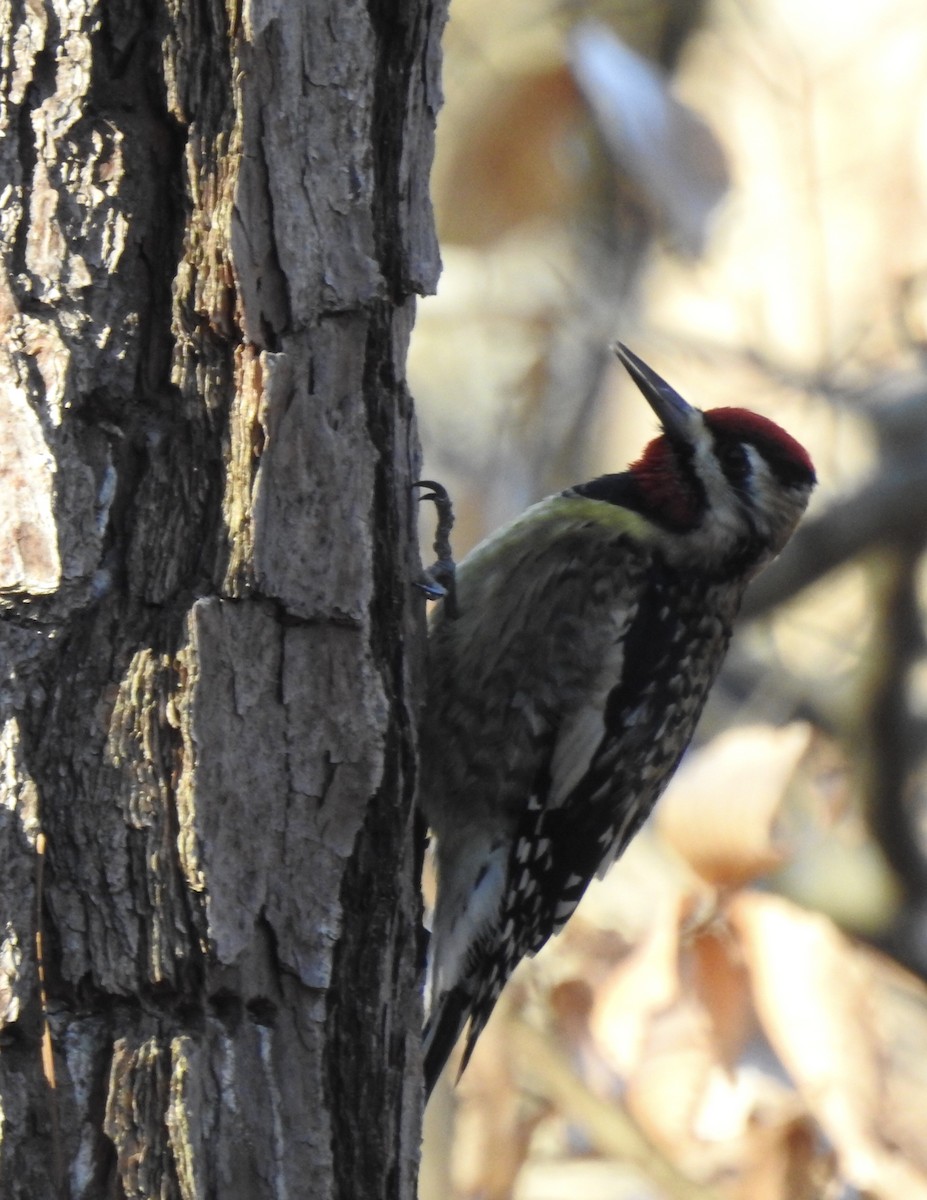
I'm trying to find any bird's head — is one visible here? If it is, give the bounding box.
[576,345,816,577]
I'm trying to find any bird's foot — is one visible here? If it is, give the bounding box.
[413,479,459,619]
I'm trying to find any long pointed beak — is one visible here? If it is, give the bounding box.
[613,343,696,440]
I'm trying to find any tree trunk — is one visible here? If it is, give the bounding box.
[0,2,444,1197]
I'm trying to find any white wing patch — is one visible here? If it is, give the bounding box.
[548,602,635,806]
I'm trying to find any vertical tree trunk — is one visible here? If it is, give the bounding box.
[0,2,444,1196]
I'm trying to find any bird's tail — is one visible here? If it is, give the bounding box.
[422,985,471,1099]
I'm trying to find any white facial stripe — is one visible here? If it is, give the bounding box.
[743,450,810,553]
[690,417,731,506]
[744,444,764,481]
[746,448,774,535]
[690,419,746,543]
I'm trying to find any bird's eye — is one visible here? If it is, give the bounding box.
[718,440,749,483]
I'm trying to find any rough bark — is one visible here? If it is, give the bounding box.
[0,1,444,1197]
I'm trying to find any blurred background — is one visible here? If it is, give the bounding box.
[412,1,927,1197]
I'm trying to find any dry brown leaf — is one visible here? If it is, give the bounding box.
[589,904,713,1168]
[589,898,806,1189]
[622,1012,729,1174]
[731,891,927,1199]
[731,1111,835,1200]
[589,890,690,1077]
[656,725,812,887]
[584,884,879,1196]
[690,926,755,1069]
[436,66,584,247]
[870,955,927,1173]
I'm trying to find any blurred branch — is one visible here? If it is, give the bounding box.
[863,540,927,902]
[738,368,927,961]
[510,1018,726,1200]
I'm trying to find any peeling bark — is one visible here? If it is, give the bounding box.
[0,1,444,1196]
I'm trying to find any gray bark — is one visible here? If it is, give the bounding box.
[0,1,445,1196]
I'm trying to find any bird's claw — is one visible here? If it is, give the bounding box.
[414,480,460,619]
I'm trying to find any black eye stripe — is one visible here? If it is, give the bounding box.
[714,432,815,489]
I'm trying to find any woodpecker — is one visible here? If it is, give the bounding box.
[419,344,815,1098]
